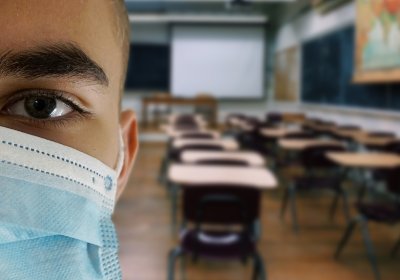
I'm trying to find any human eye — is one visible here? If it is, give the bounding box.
[0,89,92,127]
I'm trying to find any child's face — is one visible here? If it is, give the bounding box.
[0,0,132,169]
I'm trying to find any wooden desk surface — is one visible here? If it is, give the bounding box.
[172,138,239,150]
[160,125,205,136]
[304,120,336,131]
[173,130,221,139]
[168,164,277,189]
[278,139,343,151]
[331,128,364,139]
[327,152,400,169]
[352,133,397,147]
[181,151,265,167]
[259,127,302,138]
[228,117,255,131]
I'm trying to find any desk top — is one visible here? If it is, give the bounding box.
[327,152,400,169]
[259,127,302,138]
[278,139,343,151]
[161,125,208,136]
[175,130,220,139]
[172,138,239,150]
[352,133,396,147]
[168,164,277,189]
[181,151,265,167]
[331,128,364,139]
[304,121,336,132]
[228,117,255,131]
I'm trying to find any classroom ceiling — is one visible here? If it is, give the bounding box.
[125,0,312,26]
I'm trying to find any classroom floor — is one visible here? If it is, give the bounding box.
[114,142,400,280]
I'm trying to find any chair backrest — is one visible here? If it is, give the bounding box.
[283,131,315,140]
[331,125,361,140]
[300,145,345,169]
[194,159,249,167]
[175,114,197,125]
[180,133,214,139]
[266,112,282,123]
[182,185,261,225]
[385,140,400,155]
[368,131,395,138]
[385,166,400,196]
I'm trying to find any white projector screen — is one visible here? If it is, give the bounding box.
[171,25,265,99]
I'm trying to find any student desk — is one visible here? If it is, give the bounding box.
[278,139,343,151]
[327,152,400,169]
[304,121,336,133]
[227,117,255,132]
[142,96,218,127]
[167,114,205,125]
[331,128,364,140]
[163,127,220,139]
[161,125,207,137]
[167,164,277,229]
[327,152,400,201]
[259,127,303,139]
[352,133,397,148]
[180,151,266,167]
[172,138,239,150]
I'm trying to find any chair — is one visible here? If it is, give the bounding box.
[335,166,400,280]
[194,93,216,126]
[280,145,350,233]
[384,140,400,154]
[168,185,267,280]
[151,93,171,127]
[180,133,215,140]
[330,125,361,141]
[364,131,396,151]
[265,112,282,124]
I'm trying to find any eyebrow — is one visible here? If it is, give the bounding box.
[0,43,109,86]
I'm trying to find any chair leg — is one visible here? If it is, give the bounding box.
[390,236,400,258]
[288,184,299,233]
[280,187,289,220]
[359,218,381,280]
[329,192,340,222]
[158,155,167,184]
[357,185,367,203]
[169,184,179,233]
[252,253,267,280]
[334,218,357,259]
[341,189,351,223]
[168,247,183,280]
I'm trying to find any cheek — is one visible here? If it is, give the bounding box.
[78,118,120,169]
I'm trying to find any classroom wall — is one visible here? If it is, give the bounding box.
[122,22,273,122]
[271,1,400,135]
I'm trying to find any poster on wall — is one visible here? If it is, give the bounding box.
[354,0,400,83]
[274,46,299,102]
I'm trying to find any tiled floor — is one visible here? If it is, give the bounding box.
[114,142,400,280]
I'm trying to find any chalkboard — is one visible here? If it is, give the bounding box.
[301,26,399,111]
[124,44,170,90]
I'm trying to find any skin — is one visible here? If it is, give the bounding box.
[0,0,138,199]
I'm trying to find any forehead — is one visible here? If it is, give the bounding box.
[0,0,122,88]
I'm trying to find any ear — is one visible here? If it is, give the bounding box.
[116,109,138,201]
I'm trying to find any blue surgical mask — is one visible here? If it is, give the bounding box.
[0,126,124,280]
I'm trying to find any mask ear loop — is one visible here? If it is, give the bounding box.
[114,128,125,177]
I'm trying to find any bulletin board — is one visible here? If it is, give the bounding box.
[353,0,400,83]
[274,46,300,101]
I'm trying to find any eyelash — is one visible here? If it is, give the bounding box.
[1,89,93,128]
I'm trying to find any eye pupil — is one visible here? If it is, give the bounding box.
[24,97,57,119]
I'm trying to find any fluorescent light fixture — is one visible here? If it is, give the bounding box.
[129,14,268,23]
